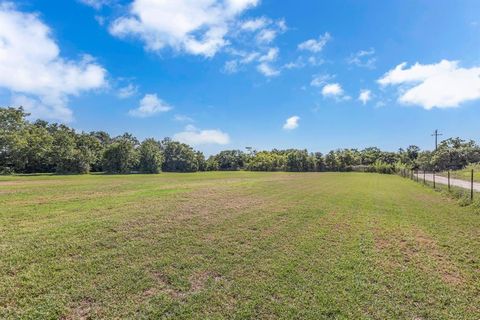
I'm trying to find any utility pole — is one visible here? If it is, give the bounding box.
[431,130,443,151]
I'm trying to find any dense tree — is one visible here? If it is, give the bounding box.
[0,107,29,173]
[431,138,480,171]
[214,150,246,171]
[285,149,313,172]
[196,151,207,171]
[21,122,54,173]
[247,151,285,171]
[138,138,162,173]
[360,147,382,166]
[2,107,480,176]
[102,138,138,174]
[312,152,325,172]
[324,151,338,171]
[205,156,219,171]
[49,125,81,174]
[161,138,199,172]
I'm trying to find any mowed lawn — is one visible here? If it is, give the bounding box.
[0,172,479,319]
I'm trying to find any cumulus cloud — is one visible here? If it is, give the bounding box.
[322,83,343,97]
[347,48,376,69]
[0,3,107,122]
[358,89,371,105]
[378,60,480,109]
[321,83,351,101]
[174,125,230,145]
[298,32,331,53]
[257,63,280,77]
[109,0,259,57]
[283,116,300,130]
[129,94,172,117]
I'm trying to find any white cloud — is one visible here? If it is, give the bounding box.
[283,116,300,130]
[258,47,279,62]
[174,125,230,145]
[0,3,107,122]
[129,94,172,117]
[358,89,371,105]
[322,83,343,97]
[347,48,376,69]
[174,114,194,123]
[256,28,276,43]
[257,63,280,77]
[241,17,268,31]
[95,15,106,26]
[78,0,113,9]
[256,47,280,77]
[378,60,480,109]
[223,60,239,73]
[298,32,331,53]
[311,74,334,87]
[224,47,280,77]
[109,0,259,57]
[283,59,304,70]
[117,84,138,99]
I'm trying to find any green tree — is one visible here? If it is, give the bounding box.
[138,138,162,173]
[285,149,312,172]
[160,138,199,172]
[431,138,480,170]
[102,138,138,174]
[0,107,29,173]
[313,152,325,172]
[214,150,246,171]
[49,125,79,174]
[205,156,219,171]
[247,151,285,171]
[196,151,207,171]
[325,151,338,171]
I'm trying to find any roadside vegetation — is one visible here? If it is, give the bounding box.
[1,172,479,319]
[441,163,480,183]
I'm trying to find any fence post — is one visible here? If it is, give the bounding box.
[423,170,426,185]
[433,170,436,189]
[471,169,474,202]
[448,170,450,192]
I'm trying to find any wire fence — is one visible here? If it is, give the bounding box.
[398,168,477,203]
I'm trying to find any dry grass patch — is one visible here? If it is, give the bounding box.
[374,227,465,286]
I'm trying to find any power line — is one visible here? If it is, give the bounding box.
[431,129,443,151]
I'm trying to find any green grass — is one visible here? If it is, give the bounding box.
[1,172,479,319]
[441,164,480,183]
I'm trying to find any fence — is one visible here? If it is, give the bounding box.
[398,168,477,203]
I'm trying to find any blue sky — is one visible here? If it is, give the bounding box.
[1,0,479,154]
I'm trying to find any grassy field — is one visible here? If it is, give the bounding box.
[441,164,480,183]
[1,172,479,319]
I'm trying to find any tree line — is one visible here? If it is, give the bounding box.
[1,107,479,175]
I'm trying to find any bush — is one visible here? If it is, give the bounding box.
[367,160,395,174]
